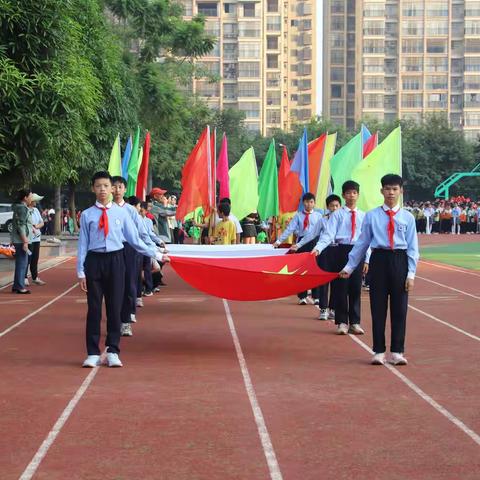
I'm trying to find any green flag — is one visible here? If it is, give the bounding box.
[107,134,122,177]
[229,147,259,221]
[330,132,362,196]
[126,126,140,196]
[352,127,402,212]
[257,139,279,220]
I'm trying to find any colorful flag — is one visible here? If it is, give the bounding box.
[361,124,371,144]
[352,127,402,212]
[308,133,327,194]
[135,131,151,200]
[121,135,132,180]
[126,127,141,196]
[229,147,259,221]
[315,133,337,208]
[209,128,216,208]
[278,146,302,214]
[290,127,309,194]
[363,132,378,158]
[217,133,230,200]
[107,134,122,177]
[176,127,211,220]
[330,132,362,196]
[257,139,279,220]
[170,253,338,301]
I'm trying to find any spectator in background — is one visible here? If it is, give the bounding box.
[241,213,258,244]
[26,193,46,286]
[423,202,435,235]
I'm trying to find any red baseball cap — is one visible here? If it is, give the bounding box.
[149,187,167,196]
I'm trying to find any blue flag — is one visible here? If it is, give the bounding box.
[290,127,309,196]
[121,135,132,180]
[361,124,371,145]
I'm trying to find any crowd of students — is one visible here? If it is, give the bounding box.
[405,198,480,235]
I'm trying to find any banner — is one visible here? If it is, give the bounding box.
[170,253,338,301]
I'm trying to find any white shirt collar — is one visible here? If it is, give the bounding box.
[117,200,126,207]
[95,201,112,209]
[382,204,400,212]
[343,206,357,212]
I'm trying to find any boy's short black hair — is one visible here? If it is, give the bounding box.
[15,188,32,203]
[218,202,231,216]
[140,202,148,210]
[342,180,360,194]
[219,197,231,205]
[326,194,342,206]
[128,195,141,206]
[381,174,403,188]
[91,171,112,186]
[302,192,315,202]
[111,176,127,187]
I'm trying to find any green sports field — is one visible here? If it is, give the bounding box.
[420,241,480,270]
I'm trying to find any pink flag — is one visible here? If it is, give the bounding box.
[216,133,230,200]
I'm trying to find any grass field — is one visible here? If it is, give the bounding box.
[420,241,480,270]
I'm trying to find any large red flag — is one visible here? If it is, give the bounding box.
[170,253,338,301]
[176,127,211,220]
[216,133,230,200]
[136,131,151,200]
[308,133,327,194]
[363,132,378,158]
[278,146,302,214]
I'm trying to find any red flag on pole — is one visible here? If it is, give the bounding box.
[170,253,338,301]
[176,127,211,220]
[136,131,151,200]
[278,146,302,214]
[308,133,327,194]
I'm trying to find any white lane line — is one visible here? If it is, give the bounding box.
[348,334,480,447]
[416,275,480,301]
[0,257,72,290]
[408,304,480,342]
[222,300,283,480]
[419,260,480,278]
[19,366,101,480]
[0,283,78,338]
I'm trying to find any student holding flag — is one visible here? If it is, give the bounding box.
[274,192,323,305]
[339,174,419,366]
[312,181,368,335]
[77,172,169,368]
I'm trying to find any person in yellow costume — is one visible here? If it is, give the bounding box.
[210,203,237,245]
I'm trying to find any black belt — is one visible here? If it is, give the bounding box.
[372,248,406,254]
[88,248,123,256]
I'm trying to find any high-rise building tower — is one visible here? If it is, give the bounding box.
[179,0,317,135]
[323,0,480,141]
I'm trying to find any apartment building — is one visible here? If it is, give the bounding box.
[323,0,480,141]
[179,0,317,135]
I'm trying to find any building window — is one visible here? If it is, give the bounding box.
[267,0,278,12]
[223,84,237,101]
[224,3,236,14]
[267,72,281,87]
[402,57,423,72]
[465,93,480,107]
[267,91,281,105]
[427,39,447,54]
[426,2,449,17]
[426,57,448,72]
[243,3,256,17]
[330,49,344,64]
[223,63,237,80]
[330,68,344,81]
[363,77,384,91]
[426,20,448,36]
[464,75,480,90]
[364,3,385,17]
[332,16,344,31]
[223,23,238,38]
[181,0,193,16]
[331,85,343,98]
[402,77,421,90]
[238,62,260,78]
[363,20,384,36]
[238,82,260,98]
[267,16,281,31]
[239,101,260,118]
[363,94,383,109]
[466,2,480,16]
[465,58,480,72]
[267,35,279,50]
[465,20,480,35]
[402,94,423,108]
[197,2,217,16]
[266,110,281,124]
[426,75,448,90]
[330,100,344,116]
[267,54,279,69]
[239,21,261,38]
[466,39,480,53]
[363,57,384,73]
[238,43,260,58]
[245,122,261,132]
[427,93,447,108]
[464,113,480,127]
[196,81,219,97]
[402,39,423,53]
[363,39,384,54]
[402,21,423,36]
[402,3,423,16]
[331,0,344,14]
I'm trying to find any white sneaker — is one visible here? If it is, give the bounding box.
[391,352,408,366]
[24,278,29,286]
[82,355,101,368]
[328,309,335,320]
[32,278,46,285]
[371,353,386,365]
[106,352,123,367]
[349,324,365,335]
[313,299,320,307]
[121,323,133,336]
[130,314,137,323]
[336,323,349,335]
[318,308,329,320]
[136,297,144,307]
[298,298,308,305]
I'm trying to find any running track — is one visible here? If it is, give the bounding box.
[0,253,479,479]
